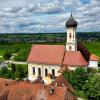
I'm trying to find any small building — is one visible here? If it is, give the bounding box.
[27,14,88,84]
[88,54,99,68]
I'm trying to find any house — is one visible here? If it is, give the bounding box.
[88,54,99,68]
[0,78,77,100]
[27,14,88,84]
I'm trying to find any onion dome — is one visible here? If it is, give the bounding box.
[65,14,78,28]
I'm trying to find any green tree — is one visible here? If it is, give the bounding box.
[14,49,30,61]
[82,75,100,100]
[63,68,88,90]
[3,50,12,60]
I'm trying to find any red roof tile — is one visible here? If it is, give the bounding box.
[27,45,65,65]
[90,54,99,61]
[0,78,77,100]
[50,75,74,92]
[63,51,88,66]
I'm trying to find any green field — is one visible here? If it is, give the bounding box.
[0,42,99,60]
[84,41,100,57]
[0,43,32,56]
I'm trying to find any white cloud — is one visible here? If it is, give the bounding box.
[0,0,99,33]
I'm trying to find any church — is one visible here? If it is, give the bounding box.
[27,14,99,84]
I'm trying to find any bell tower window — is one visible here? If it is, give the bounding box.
[69,33,72,38]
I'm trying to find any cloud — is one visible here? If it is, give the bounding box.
[0,0,100,33]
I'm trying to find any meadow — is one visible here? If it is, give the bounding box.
[84,41,100,57]
[0,41,99,62]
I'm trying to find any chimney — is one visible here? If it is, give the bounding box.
[49,87,54,95]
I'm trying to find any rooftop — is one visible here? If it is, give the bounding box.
[27,45,88,66]
[0,78,77,100]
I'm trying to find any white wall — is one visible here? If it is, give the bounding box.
[28,63,61,82]
[66,27,77,51]
[88,61,98,68]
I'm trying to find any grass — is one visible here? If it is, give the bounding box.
[84,41,100,57]
[0,43,32,56]
[0,41,100,59]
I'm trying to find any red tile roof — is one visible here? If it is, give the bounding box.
[27,45,65,65]
[0,78,77,100]
[63,51,88,66]
[50,75,74,92]
[90,54,99,61]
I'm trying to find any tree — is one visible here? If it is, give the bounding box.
[63,68,88,90]
[11,64,16,73]
[82,75,100,100]
[14,49,30,61]
[3,50,12,60]
[77,42,90,61]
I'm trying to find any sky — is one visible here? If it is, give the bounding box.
[0,0,100,33]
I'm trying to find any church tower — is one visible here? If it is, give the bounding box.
[65,14,78,51]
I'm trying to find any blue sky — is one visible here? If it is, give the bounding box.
[0,0,100,33]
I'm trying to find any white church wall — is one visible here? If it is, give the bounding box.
[68,66,77,70]
[28,63,61,82]
[88,61,98,68]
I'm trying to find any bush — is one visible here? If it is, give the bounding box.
[0,64,27,80]
[3,50,12,60]
[14,49,30,61]
[63,68,88,90]
[82,75,100,100]
[0,67,11,78]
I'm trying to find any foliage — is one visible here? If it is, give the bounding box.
[0,64,27,79]
[63,68,100,99]
[77,42,90,61]
[14,49,30,61]
[63,68,88,90]
[3,50,12,60]
[0,67,11,78]
[82,75,100,100]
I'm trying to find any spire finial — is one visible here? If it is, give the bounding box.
[71,11,72,17]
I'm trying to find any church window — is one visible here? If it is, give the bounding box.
[45,68,48,77]
[33,67,35,75]
[38,68,41,76]
[52,69,55,77]
[69,46,72,50]
[69,33,72,38]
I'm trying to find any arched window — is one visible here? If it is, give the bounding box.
[52,69,55,77]
[33,67,35,75]
[45,68,48,77]
[38,68,41,76]
[69,33,72,38]
[69,46,72,50]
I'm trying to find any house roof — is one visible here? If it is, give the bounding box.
[27,45,65,65]
[0,78,77,100]
[50,75,74,92]
[63,51,88,66]
[90,54,99,61]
